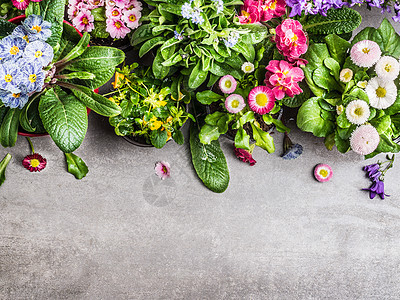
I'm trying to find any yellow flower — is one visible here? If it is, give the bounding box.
[112,72,126,89]
[148,116,162,131]
[166,116,173,123]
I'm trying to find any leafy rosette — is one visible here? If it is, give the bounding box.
[0,0,125,155]
[296,18,400,158]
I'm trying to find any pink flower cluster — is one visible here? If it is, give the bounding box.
[12,0,43,10]
[264,60,304,100]
[68,0,142,39]
[275,19,307,60]
[238,0,286,24]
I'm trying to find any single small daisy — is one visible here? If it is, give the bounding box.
[357,80,368,89]
[11,0,30,10]
[350,124,380,155]
[241,62,254,74]
[375,56,400,81]
[22,153,47,172]
[365,77,397,109]
[314,164,333,182]
[248,86,276,115]
[339,68,353,83]
[155,161,170,180]
[336,104,344,115]
[219,75,237,94]
[225,94,245,114]
[345,100,370,125]
[350,40,382,68]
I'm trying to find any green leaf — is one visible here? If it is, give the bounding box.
[232,40,255,62]
[385,89,400,115]
[150,130,168,148]
[68,67,117,90]
[282,83,310,108]
[335,130,350,153]
[370,115,391,135]
[304,43,331,70]
[324,34,351,66]
[324,132,335,150]
[377,18,400,58]
[91,7,106,21]
[39,87,88,153]
[58,32,91,64]
[172,130,184,145]
[189,60,208,89]
[196,90,224,105]
[66,83,121,117]
[0,108,20,148]
[297,97,335,137]
[91,21,109,39]
[65,46,125,72]
[53,22,82,62]
[336,111,351,128]
[0,153,11,187]
[190,124,229,193]
[139,36,166,58]
[60,71,95,80]
[303,7,362,36]
[324,57,341,80]
[161,52,182,66]
[65,152,88,180]
[250,123,275,153]
[199,124,221,144]
[313,66,339,92]
[234,128,250,150]
[352,27,383,48]
[130,24,155,46]
[26,0,65,49]
[152,49,170,79]
[0,19,16,38]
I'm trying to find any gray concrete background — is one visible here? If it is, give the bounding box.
[1,7,400,300]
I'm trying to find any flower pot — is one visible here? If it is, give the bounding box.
[8,15,98,137]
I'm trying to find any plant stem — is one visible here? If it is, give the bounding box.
[26,137,35,154]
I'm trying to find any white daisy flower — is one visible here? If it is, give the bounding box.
[357,80,368,89]
[241,62,254,74]
[339,68,353,83]
[350,40,381,68]
[365,77,397,109]
[375,56,400,80]
[350,124,380,155]
[336,105,344,115]
[345,100,370,125]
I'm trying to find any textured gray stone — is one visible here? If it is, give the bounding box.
[1,6,400,300]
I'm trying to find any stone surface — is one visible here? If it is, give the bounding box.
[1,7,400,300]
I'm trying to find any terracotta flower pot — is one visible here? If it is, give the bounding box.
[8,15,97,137]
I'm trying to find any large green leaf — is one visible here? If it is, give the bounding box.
[0,108,20,148]
[39,87,88,153]
[313,66,339,92]
[377,18,400,58]
[58,32,91,63]
[0,19,16,39]
[67,67,117,90]
[189,60,208,89]
[324,34,351,66]
[65,152,88,179]
[250,123,275,153]
[190,124,229,193]
[53,22,82,62]
[65,46,125,72]
[351,27,383,47]
[304,7,361,36]
[297,97,335,137]
[26,0,65,49]
[152,48,170,79]
[64,83,121,117]
[0,153,12,188]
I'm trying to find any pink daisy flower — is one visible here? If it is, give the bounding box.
[350,124,380,155]
[106,18,131,38]
[155,161,170,180]
[350,40,382,68]
[219,75,237,94]
[22,153,47,172]
[12,0,30,10]
[106,6,123,19]
[234,146,256,166]
[122,9,141,29]
[72,10,95,32]
[225,94,246,114]
[314,164,333,182]
[248,86,276,115]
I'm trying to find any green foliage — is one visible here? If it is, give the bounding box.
[65,153,89,179]
[0,108,20,148]
[0,19,16,39]
[0,153,11,188]
[190,124,230,193]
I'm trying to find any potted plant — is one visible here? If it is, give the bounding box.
[0,0,125,179]
[108,63,193,148]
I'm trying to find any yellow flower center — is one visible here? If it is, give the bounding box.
[112,10,119,16]
[129,15,136,22]
[384,63,392,73]
[29,74,37,83]
[231,99,240,108]
[12,93,20,98]
[115,21,122,29]
[354,107,363,116]
[82,17,89,25]
[362,47,370,54]
[162,166,168,174]
[224,80,232,88]
[4,74,12,82]
[35,50,43,58]
[319,169,328,178]
[30,159,40,168]
[343,71,351,80]
[94,0,100,4]
[376,87,386,98]
[10,46,19,55]
[23,35,29,43]
[255,93,268,107]
[245,66,252,72]
[32,25,42,33]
